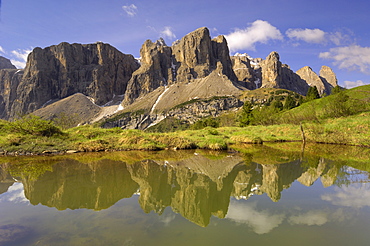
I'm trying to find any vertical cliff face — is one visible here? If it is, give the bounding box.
[296,66,337,95]
[261,51,282,88]
[296,66,326,95]
[122,27,238,106]
[173,27,211,78]
[0,56,17,70]
[0,27,340,120]
[320,65,338,93]
[231,55,256,89]
[8,42,139,118]
[259,52,309,95]
[0,69,23,119]
[122,39,173,105]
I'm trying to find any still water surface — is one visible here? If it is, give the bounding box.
[1,143,370,245]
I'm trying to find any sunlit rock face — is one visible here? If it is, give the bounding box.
[6,42,139,119]
[320,65,338,89]
[231,54,257,90]
[260,51,309,95]
[296,65,337,95]
[122,27,238,106]
[0,27,339,124]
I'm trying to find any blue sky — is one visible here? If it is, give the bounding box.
[1,0,370,88]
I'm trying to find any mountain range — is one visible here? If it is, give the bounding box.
[0,27,337,129]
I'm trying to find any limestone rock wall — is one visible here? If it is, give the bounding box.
[0,69,23,119]
[122,27,238,106]
[7,42,139,119]
[0,27,339,120]
[0,56,17,70]
[320,65,338,88]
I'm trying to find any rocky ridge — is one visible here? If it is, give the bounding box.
[0,56,16,70]
[0,27,338,128]
[1,42,139,120]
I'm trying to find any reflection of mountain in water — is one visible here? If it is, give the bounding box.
[0,163,14,195]
[22,160,139,210]
[1,152,345,227]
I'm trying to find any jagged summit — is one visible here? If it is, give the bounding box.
[0,27,338,127]
[155,37,167,47]
[0,56,16,70]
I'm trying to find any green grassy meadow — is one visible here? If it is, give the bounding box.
[1,85,370,155]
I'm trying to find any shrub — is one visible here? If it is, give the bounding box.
[305,86,320,102]
[9,115,64,137]
[191,117,219,130]
[284,95,296,110]
[238,101,253,126]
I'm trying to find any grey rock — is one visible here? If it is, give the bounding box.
[9,42,139,119]
[0,56,17,69]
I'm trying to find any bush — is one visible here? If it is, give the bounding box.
[238,101,253,126]
[284,95,296,110]
[191,118,219,130]
[9,115,64,137]
[305,86,320,102]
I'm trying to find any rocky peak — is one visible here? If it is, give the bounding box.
[0,56,16,70]
[8,42,139,118]
[231,54,256,89]
[260,51,282,88]
[296,66,330,95]
[155,38,167,47]
[172,27,214,80]
[122,27,238,106]
[211,35,237,81]
[320,65,338,88]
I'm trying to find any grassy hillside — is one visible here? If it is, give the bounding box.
[276,85,370,124]
[0,86,370,155]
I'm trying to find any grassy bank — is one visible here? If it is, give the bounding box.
[1,112,370,155]
[1,85,370,155]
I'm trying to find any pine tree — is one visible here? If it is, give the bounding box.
[283,95,296,110]
[305,86,320,102]
[238,101,253,126]
[331,86,343,95]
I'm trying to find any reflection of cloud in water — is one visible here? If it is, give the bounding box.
[226,201,285,234]
[288,210,328,226]
[321,184,370,208]
[159,212,176,226]
[0,182,28,203]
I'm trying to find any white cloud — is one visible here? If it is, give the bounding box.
[0,182,28,204]
[321,184,370,208]
[122,4,138,17]
[10,48,32,69]
[160,26,176,40]
[159,213,176,226]
[226,201,285,234]
[329,31,349,46]
[286,28,326,44]
[343,80,367,89]
[0,46,5,54]
[286,28,350,46]
[288,210,328,226]
[225,20,283,52]
[319,45,370,74]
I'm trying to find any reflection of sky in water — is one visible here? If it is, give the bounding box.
[1,152,370,245]
[226,200,353,234]
[322,183,370,208]
[0,182,28,204]
[226,201,285,234]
